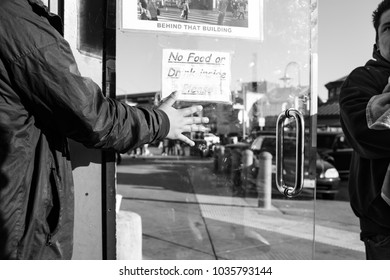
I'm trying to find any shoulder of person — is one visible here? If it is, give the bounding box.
[0,1,63,63]
[341,65,387,98]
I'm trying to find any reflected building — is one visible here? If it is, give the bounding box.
[317,76,346,131]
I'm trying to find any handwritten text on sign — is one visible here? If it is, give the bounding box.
[162,49,231,103]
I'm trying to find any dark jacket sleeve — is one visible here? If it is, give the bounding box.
[7,35,169,153]
[340,66,390,159]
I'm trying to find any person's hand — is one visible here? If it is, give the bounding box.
[383,77,390,93]
[158,91,209,146]
[367,77,390,129]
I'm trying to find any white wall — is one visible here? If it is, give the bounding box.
[64,0,104,260]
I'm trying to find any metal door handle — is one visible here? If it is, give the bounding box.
[276,108,305,198]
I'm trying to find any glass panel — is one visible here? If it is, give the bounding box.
[116,0,316,260]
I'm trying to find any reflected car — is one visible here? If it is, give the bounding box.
[225,135,340,199]
[317,131,352,179]
[191,139,209,157]
[203,133,220,146]
[196,133,220,157]
[249,135,340,199]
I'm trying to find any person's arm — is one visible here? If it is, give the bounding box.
[366,77,390,129]
[8,28,206,151]
[340,67,390,159]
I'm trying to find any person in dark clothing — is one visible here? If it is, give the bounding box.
[339,0,390,259]
[0,0,208,260]
[180,0,189,20]
[139,0,150,20]
[217,0,228,25]
[147,0,159,21]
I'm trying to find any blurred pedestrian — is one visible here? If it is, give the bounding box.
[180,0,190,20]
[139,0,151,20]
[231,0,238,18]
[162,138,169,155]
[168,139,175,155]
[147,0,159,21]
[175,140,183,156]
[237,1,246,20]
[217,0,229,25]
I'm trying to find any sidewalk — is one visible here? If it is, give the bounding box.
[116,152,365,260]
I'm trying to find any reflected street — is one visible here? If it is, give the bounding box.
[117,148,364,260]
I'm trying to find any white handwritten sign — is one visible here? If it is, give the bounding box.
[162,49,232,103]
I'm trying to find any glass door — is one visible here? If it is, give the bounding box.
[115,0,318,260]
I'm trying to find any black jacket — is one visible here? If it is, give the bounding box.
[0,0,169,259]
[340,46,390,238]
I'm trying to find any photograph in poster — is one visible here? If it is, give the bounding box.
[162,49,232,103]
[120,0,262,40]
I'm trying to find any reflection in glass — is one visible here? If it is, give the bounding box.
[116,0,319,260]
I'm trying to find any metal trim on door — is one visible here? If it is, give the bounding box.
[276,108,305,198]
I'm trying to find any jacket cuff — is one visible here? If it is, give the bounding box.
[155,108,170,140]
[366,95,376,128]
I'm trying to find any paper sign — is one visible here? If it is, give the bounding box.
[162,49,232,103]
